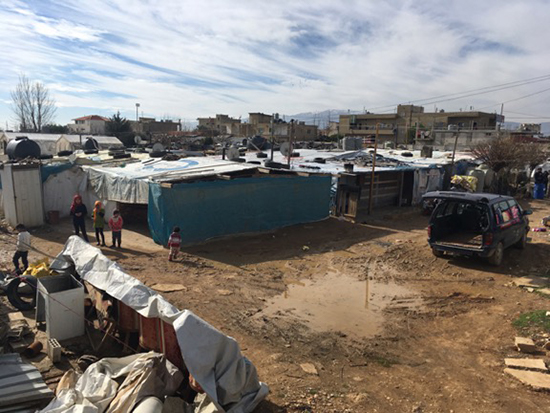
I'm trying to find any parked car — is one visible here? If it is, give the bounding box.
[423,191,531,266]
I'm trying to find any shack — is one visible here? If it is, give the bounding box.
[83,157,331,245]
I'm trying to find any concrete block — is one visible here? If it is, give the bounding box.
[515,337,538,354]
[505,368,550,390]
[47,339,61,363]
[504,358,547,372]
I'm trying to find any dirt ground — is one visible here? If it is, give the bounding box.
[2,199,550,412]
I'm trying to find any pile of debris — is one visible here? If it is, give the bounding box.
[504,337,550,390]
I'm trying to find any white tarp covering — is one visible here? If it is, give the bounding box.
[83,158,258,204]
[51,236,182,322]
[175,311,269,413]
[40,352,183,413]
[51,237,269,412]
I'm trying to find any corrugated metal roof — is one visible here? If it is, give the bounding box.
[0,353,54,410]
[86,157,258,182]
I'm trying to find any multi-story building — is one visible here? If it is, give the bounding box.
[196,114,241,135]
[339,105,504,145]
[67,115,109,135]
[242,113,318,141]
[129,117,179,135]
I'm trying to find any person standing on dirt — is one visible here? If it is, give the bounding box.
[12,224,30,274]
[534,168,546,199]
[70,194,89,242]
[93,200,106,246]
[108,209,123,248]
[168,226,182,261]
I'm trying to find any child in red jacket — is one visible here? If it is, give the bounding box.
[167,226,181,261]
[108,209,123,248]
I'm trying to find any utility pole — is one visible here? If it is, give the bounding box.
[368,123,379,215]
[287,120,295,168]
[270,114,275,161]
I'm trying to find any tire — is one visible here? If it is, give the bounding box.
[488,242,504,266]
[432,248,445,258]
[7,276,38,311]
[515,232,527,249]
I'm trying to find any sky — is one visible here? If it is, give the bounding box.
[1,0,550,130]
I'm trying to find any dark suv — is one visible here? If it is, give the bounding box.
[423,191,531,266]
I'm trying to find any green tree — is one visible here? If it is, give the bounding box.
[42,124,68,134]
[106,111,131,136]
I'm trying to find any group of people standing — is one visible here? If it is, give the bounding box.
[533,167,549,200]
[70,195,124,248]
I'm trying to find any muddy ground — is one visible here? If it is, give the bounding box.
[2,200,550,412]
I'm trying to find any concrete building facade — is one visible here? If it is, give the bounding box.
[197,114,241,135]
[67,115,109,135]
[339,105,504,145]
[130,118,179,135]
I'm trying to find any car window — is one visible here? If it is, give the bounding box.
[494,200,513,223]
[435,201,456,218]
[507,200,521,220]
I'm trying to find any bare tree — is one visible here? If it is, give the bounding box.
[10,74,57,132]
[471,137,546,173]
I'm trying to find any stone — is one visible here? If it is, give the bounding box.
[217,289,233,296]
[504,368,550,390]
[150,283,187,293]
[512,276,550,288]
[543,341,550,351]
[538,289,550,296]
[504,358,547,372]
[515,337,538,354]
[300,363,318,375]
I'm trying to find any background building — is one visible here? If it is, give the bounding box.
[339,105,504,145]
[67,115,109,135]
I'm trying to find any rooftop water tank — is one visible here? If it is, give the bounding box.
[84,137,99,151]
[6,136,41,160]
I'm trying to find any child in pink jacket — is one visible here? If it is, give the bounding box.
[108,209,123,248]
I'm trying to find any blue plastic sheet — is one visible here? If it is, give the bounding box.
[148,175,331,245]
[41,162,74,182]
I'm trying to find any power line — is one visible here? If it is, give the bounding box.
[365,73,550,112]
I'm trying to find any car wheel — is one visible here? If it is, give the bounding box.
[515,232,527,249]
[432,248,445,258]
[488,242,504,266]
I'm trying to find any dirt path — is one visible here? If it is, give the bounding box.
[2,200,550,412]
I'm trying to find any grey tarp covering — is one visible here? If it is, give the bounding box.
[39,352,183,413]
[50,236,269,412]
[175,311,269,413]
[86,167,149,204]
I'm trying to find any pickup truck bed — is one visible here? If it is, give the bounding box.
[434,232,483,249]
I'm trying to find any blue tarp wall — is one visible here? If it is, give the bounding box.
[148,175,331,245]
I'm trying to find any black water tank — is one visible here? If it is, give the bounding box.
[6,136,41,160]
[84,137,99,150]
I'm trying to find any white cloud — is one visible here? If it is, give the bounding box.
[0,0,550,127]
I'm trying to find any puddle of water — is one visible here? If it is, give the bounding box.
[260,272,421,339]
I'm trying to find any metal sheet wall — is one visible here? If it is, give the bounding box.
[148,175,331,245]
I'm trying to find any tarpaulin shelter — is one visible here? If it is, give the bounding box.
[83,157,332,245]
[50,236,269,412]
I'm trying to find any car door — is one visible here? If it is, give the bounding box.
[492,200,516,248]
[506,199,524,243]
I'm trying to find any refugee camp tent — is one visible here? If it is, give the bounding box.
[0,132,63,156]
[83,157,332,245]
[57,134,124,152]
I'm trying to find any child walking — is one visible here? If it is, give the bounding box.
[167,226,181,261]
[108,209,123,248]
[13,224,31,274]
[93,201,106,246]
